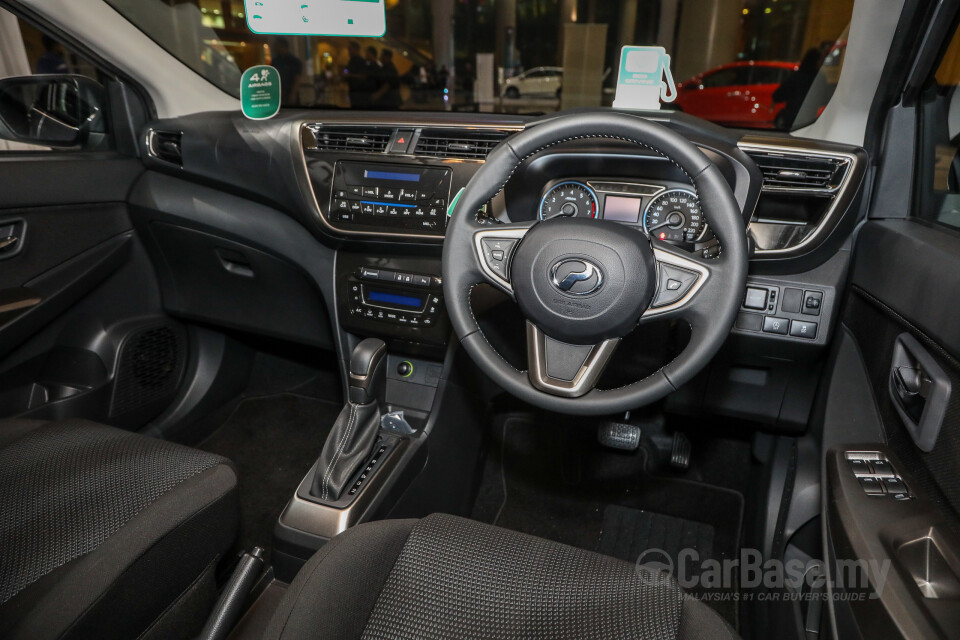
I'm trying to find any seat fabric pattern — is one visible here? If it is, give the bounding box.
[360,513,685,640]
[0,419,227,604]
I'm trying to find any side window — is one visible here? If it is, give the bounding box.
[752,66,788,86]
[702,68,750,89]
[917,22,960,229]
[0,7,110,152]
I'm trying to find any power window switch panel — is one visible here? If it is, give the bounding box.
[743,287,768,310]
[859,476,885,495]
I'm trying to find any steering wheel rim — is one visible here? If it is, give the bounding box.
[442,112,748,416]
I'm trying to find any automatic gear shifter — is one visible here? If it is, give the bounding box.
[311,338,387,502]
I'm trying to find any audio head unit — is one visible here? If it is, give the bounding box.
[329,161,453,236]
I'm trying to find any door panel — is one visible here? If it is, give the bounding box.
[821,219,960,639]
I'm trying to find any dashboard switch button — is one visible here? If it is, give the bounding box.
[743,287,768,310]
[802,291,823,316]
[789,320,818,339]
[762,316,789,335]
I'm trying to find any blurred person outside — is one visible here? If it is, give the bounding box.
[773,48,822,130]
[372,48,402,109]
[345,41,370,109]
[271,37,302,106]
[35,35,67,74]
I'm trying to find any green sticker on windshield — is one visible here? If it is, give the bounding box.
[241,65,281,120]
[244,0,386,37]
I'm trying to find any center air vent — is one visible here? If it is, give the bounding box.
[309,126,391,153]
[414,129,513,160]
[147,130,182,166]
[745,149,850,193]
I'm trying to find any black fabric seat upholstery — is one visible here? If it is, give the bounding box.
[0,418,239,640]
[265,513,739,640]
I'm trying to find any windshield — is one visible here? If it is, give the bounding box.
[105,0,853,132]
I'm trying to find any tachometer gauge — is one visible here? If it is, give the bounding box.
[539,182,598,220]
[643,189,705,244]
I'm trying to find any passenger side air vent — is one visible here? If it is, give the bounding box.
[308,126,391,153]
[414,129,513,160]
[746,149,850,192]
[147,130,182,166]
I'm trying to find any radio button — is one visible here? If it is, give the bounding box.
[374,205,388,216]
[418,191,434,201]
[349,201,362,213]
[361,203,375,215]
[400,190,417,201]
[387,206,401,216]
[414,207,426,217]
[349,186,363,196]
[334,199,350,211]
[414,275,431,287]
[381,189,399,201]
[431,198,447,208]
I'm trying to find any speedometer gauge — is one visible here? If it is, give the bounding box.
[539,182,598,220]
[643,189,704,244]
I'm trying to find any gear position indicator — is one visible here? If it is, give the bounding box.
[244,0,386,37]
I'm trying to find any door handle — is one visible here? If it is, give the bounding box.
[0,236,20,252]
[889,333,952,452]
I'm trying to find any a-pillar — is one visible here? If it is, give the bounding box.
[672,0,741,82]
[495,0,517,74]
[557,0,578,65]
[431,0,455,74]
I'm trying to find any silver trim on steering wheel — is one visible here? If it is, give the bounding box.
[526,322,620,398]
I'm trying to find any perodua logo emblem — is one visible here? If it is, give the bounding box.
[551,259,603,295]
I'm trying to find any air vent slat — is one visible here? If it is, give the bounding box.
[414,129,513,160]
[309,126,391,153]
[746,149,850,192]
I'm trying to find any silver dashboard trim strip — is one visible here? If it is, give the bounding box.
[738,140,861,258]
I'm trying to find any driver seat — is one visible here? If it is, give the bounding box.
[264,513,739,640]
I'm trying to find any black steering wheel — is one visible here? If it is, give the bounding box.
[442,113,748,416]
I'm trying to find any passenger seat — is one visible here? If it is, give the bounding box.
[0,418,239,640]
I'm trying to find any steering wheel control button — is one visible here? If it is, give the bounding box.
[743,287,768,310]
[789,320,818,339]
[652,265,699,307]
[762,316,789,335]
[480,238,518,281]
[802,290,823,316]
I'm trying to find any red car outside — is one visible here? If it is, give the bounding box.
[672,61,798,129]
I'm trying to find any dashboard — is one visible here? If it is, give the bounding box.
[130,109,868,427]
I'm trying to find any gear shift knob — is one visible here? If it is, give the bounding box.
[347,338,387,405]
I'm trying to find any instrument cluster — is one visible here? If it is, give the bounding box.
[537,179,718,253]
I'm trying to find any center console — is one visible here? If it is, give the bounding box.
[336,252,450,348]
[328,161,452,236]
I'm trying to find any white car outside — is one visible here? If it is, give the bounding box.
[503,67,562,99]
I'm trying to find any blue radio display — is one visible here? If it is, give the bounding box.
[368,290,423,309]
[364,170,421,183]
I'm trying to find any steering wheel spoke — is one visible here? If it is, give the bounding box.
[526,322,619,398]
[472,222,533,297]
[640,238,713,323]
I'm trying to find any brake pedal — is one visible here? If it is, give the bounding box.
[670,432,691,470]
[597,421,641,451]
